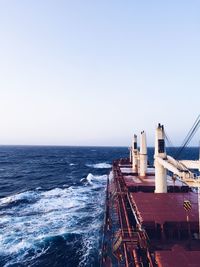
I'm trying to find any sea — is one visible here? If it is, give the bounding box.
[0,146,199,267]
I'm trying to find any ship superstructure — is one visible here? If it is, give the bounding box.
[101,124,200,267]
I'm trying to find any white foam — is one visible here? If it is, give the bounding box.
[81,173,107,185]
[0,173,107,266]
[86,163,111,169]
[0,191,39,205]
[85,173,94,184]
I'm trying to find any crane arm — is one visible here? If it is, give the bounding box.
[179,160,200,170]
[155,156,200,187]
[155,156,191,178]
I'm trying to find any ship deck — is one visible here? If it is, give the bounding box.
[101,159,200,267]
[122,166,188,192]
[155,245,200,267]
[130,192,198,224]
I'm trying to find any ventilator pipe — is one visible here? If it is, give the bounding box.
[132,134,138,172]
[154,124,167,193]
[139,131,147,177]
[129,147,132,163]
[154,123,166,158]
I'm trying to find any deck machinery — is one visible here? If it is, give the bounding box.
[101,124,200,267]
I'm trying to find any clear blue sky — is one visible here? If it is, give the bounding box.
[0,1,199,146]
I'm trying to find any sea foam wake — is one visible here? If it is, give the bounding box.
[86,163,112,169]
[0,174,107,267]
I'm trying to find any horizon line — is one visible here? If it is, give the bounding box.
[0,144,199,148]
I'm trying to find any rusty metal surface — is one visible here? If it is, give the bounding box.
[155,245,200,267]
[130,192,198,225]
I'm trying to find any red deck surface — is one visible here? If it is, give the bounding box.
[130,192,198,224]
[124,175,155,187]
[123,174,185,188]
[155,245,200,267]
[102,159,200,267]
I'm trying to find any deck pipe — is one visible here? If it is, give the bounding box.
[132,134,138,172]
[154,123,167,193]
[139,131,147,177]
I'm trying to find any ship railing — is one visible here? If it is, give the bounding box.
[112,226,151,248]
[112,229,139,254]
[100,172,111,267]
[113,229,139,243]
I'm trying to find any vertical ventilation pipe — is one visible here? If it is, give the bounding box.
[154,124,167,193]
[129,147,132,164]
[132,134,138,172]
[139,131,147,177]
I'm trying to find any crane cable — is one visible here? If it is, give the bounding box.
[175,119,200,159]
[175,114,200,159]
[178,114,200,151]
[164,130,174,148]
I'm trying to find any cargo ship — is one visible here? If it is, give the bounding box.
[101,124,200,267]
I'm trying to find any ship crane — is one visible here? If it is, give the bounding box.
[154,123,200,240]
[154,123,200,191]
[155,155,200,188]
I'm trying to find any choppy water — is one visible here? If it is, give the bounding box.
[0,146,198,267]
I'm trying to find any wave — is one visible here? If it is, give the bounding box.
[0,173,107,266]
[0,190,39,205]
[86,163,112,169]
[80,173,107,185]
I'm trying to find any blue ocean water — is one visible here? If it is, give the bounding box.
[0,146,199,267]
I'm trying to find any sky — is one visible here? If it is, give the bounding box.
[0,1,199,146]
